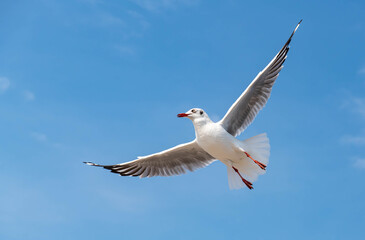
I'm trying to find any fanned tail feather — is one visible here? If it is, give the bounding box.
[227,133,270,190]
[242,133,270,165]
[227,166,245,190]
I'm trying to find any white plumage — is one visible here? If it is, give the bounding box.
[85,20,301,190]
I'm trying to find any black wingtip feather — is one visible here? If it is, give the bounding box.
[277,20,302,57]
[103,165,115,170]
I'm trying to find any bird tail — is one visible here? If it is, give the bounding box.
[227,133,271,190]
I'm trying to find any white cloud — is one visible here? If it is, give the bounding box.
[30,132,65,149]
[131,0,199,12]
[342,95,365,168]
[115,45,136,57]
[23,90,35,101]
[30,132,48,142]
[99,12,125,26]
[0,177,67,227]
[96,188,148,213]
[358,66,365,75]
[353,158,365,169]
[78,0,103,5]
[341,135,365,146]
[127,10,150,29]
[0,77,10,93]
[352,98,365,117]
[342,96,365,119]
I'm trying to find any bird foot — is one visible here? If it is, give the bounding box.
[232,166,253,190]
[244,152,266,170]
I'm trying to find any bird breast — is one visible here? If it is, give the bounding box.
[195,123,239,161]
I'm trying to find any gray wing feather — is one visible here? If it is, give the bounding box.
[219,20,301,137]
[84,141,215,177]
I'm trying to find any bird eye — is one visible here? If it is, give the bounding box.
[191,109,196,113]
[200,110,203,115]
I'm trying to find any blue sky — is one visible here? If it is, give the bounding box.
[1,0,365,239]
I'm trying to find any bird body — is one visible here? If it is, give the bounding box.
[85,20,302,190]
[180,109,269,189]
[193,115,243,164]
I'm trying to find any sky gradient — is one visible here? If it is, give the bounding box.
[1,0,365,239]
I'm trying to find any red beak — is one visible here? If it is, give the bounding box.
[177,113,190,118]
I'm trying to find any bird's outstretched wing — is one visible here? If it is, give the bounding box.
[85,141,215,177]
[219,20,302,137]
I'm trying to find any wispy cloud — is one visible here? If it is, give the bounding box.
[128,10,149,25]
[0,177,68,227]
[95,186,153,214]
[0,77,10,93]
[99,12,125,26]
[78,0,103,5]
[341,135,365,146]
[353,158,365,169]
[30,132,48,142]
[77,1,153,58]
[30,131,65,149]
[115,45,137,57]
[342,96,365,119]
[131,0,199,12]
[341,95,365,167]
[358,66,365,76]
[23,90,35,101]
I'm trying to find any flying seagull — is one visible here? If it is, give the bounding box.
[85,20,302,190]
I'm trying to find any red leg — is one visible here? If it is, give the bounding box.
[244,152,266,170]
[232,166,253,190]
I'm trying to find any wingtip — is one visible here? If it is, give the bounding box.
[294,19,302,33]
[83,161,101,167]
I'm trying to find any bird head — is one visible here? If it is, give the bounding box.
[177,108,207,120]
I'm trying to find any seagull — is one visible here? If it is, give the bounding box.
[85,20,301,190]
